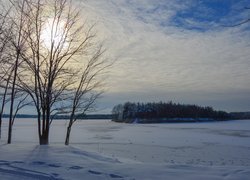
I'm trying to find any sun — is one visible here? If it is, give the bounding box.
[41,18,68,49]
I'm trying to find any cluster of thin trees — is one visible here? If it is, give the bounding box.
[112,102,230,123]
[0,0,109,145]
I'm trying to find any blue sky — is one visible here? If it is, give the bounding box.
[171,0,250,31]
[78,0,250,113]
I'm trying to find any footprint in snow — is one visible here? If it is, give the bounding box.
[51,173,60,177]
[32,161,46,165]
[88,170,103,175]
[0,160,10,166]
[69,166,84,170]
[88,170,123,179]
[109,173,124,178]
[0,160,8,163]
[48,164,61,168]
[12,161,24,164]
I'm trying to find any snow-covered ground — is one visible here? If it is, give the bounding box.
[0,119,250,179]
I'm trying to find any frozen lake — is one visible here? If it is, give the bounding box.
[0,119,250,179]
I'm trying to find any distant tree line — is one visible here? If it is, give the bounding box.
[112,102,230,123]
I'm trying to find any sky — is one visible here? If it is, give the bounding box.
[14,0,249,115]
[76,0,250,113]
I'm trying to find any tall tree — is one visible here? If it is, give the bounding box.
[0,0,109,145]
[0,5,13,139]
[7,0,28,144]
[64,45,108,145]
[4,0,109,145]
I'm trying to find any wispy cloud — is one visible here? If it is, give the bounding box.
[79,0,250,112]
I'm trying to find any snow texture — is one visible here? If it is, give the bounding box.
[0,119,250,179]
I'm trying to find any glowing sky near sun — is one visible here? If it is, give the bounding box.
[41,18,68,49]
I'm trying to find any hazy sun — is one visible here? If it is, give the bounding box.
[41,18,68,49]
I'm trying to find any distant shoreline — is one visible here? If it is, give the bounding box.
[112,117,250,124]
[2,114,112,119]
[2,112,250,122]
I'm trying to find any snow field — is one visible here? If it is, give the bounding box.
[0,119,250,179]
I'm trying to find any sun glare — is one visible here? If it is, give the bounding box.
[41,18,68,49]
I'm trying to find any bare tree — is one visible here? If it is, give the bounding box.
[64,45,109,145]
[0,2,14,139]
[0,0,29,142]
[5,0,110,145]
[0,0,109,145]
[4,0,29,144]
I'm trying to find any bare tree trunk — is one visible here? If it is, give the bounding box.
[65,109,75,145]
[65,124,72,145]
[38,104,50,145]
[7,54,19,144]
[7,0,25,144]
[40,125,49,145]
[40,133,49,145]
[0,4,12,140]
[0,77,10,139]
[38,117,49,145]
[37,109,42,144]
[63,108,73,145]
